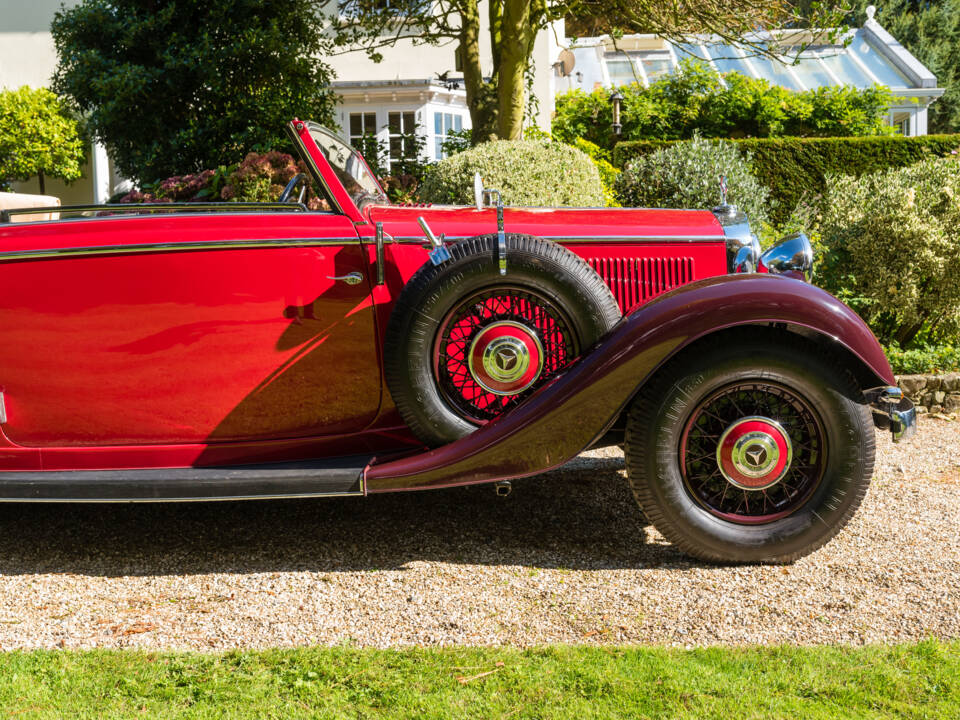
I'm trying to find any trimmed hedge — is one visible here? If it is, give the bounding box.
[613,134,960,224]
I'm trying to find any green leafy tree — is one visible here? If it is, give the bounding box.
[332,0,849,143]
[0,86,85,194]
[51,0,338,184]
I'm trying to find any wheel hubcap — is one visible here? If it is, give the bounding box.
[433,287,577,424]
[680,381,826,524]
[468,321,544,395]
[716,416,792,491]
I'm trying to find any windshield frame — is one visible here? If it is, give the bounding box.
[305,122,387,210]
[306,120,389,210]
[286,120,388,222]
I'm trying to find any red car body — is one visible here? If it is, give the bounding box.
[0,119,907,505]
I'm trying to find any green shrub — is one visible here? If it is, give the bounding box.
[614,135,769,224]
[613,134,960,225]
[570,138,620,207]
[0,86,85,193]
[885,342,960,375]
[552,61,894,150]
[418,140,605,207]
[816,156,960,348]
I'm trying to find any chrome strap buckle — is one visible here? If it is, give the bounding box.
[417,216,451,266]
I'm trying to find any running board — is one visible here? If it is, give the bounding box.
[0,456,370,502]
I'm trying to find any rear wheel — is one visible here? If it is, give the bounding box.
[625,333,874,563]
[384,234,620,447]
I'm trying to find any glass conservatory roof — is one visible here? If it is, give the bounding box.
[571,23,937,96]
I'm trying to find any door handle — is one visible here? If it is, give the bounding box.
[327,272,364,286]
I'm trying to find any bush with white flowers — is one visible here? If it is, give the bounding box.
[816,156,960,347]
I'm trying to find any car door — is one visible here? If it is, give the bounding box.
[0,211,382,447]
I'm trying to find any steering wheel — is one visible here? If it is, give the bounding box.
[279,173,308,203]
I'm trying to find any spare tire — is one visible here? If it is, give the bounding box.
[384,233,621,447]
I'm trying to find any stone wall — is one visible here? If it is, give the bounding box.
[896,373,960,414]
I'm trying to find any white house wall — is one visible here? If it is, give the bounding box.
[326,3,561,131]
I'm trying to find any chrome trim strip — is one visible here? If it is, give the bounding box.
[388,235,723,244]
[374,222,386,285]
[2,234,727,261]
[0,392,5,424]
[1,202,308,223]
[0,237,359,263]
[0,210,333,228]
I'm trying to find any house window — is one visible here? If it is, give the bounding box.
[604,52,671,87]
[340,0,431,18]
[349,112,377,147]
[606,58,638,86]
[388,111,417,171]
[434,112,463,160]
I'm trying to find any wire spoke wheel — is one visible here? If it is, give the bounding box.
[433,287,579,423]
[384,233,620,447]
[680,381,827,524]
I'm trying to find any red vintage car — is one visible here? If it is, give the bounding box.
[0,119,915,563]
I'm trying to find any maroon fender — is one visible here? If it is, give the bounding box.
[364,274,894,492]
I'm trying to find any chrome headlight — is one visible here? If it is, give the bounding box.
[760,233,814,282]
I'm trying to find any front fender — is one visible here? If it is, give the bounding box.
[365,275,893,492]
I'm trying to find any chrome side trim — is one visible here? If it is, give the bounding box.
[0,237,359,263]
[374,222,386,285]
[0,392,5,424]
[388,235,723,244]
[0,202,309,223]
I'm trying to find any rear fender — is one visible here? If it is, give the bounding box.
[365,275,893,492]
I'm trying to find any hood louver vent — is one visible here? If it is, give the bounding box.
[587,256,694,313]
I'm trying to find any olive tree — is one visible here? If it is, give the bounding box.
[0,86,85,194]
[332,0,850,142]
[51,0,338,184]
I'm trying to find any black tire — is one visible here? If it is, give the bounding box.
[384,233,621,447]
[624,331,874,564]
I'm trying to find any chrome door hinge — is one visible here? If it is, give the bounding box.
[0,391,6,424]
[375,222,386,286]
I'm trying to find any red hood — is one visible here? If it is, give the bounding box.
[366,204,724,240]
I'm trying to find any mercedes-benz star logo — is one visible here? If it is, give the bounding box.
[495,347,518,371]
[745,445,768,467]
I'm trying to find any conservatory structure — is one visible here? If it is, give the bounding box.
[560,6,944,136]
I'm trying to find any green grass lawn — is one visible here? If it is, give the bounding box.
[0,640,956,719]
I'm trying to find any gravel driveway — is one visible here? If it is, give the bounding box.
[0,418,957,650]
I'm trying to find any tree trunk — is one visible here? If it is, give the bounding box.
[497,0,532,140]
[38,169,45,195]
[459,0,498,142]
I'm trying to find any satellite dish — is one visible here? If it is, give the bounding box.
[557,49,576,77]
[474,172,484,211]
